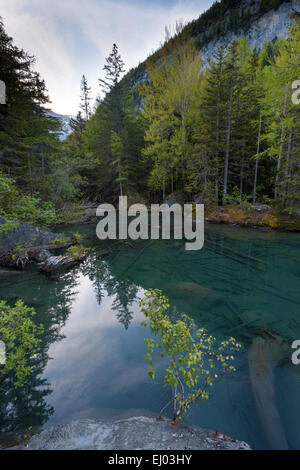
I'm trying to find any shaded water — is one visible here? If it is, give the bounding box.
[0,223,300,449]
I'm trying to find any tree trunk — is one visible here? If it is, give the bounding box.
[283,127,295,207]
[215,77,221,203]
[41,142,45,176]
[222,83,233,206]
[274,94,288,200]
[253,109,262,204]
[240,156,244,202]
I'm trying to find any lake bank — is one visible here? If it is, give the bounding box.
[205,205,300,232]
[54,201,300,233]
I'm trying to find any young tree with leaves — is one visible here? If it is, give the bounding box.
[140,36,202,198]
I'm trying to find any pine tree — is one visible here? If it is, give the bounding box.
[222,40,239,205]
[260,15,300,210]
[0,17,63,200]
[191,45,226,203]
[99,44,126,196]
[80,75,91,120]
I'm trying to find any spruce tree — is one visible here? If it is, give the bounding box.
[99,44,126,196]
[80,75,91,120]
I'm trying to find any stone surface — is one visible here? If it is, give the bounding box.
[200,1,300,65]
[0,215,68,258]
[10,416,251,450]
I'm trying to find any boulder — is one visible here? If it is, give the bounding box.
[0,215,68,258]
[8,416,251,450]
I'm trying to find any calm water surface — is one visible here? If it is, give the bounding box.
[0,223,300,449]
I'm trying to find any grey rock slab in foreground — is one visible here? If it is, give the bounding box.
[10,417,251,450]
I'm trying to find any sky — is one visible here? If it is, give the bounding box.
[0,0,215,115]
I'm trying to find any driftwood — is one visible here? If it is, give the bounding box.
[0,242,73,269]
[205,245,262,273]
[206,239,270,266]
[39,253,86,273]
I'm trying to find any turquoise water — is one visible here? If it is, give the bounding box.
[0,223,300,449]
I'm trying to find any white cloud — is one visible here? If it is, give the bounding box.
[0,0,76,114]
[0,0,213,114]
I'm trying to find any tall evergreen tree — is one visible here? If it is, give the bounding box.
[80,75,91,120]
[0,17,63,199]
[99,44,126,196]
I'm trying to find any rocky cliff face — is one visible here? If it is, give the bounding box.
[201,0,300,63]
[126,1,299,92]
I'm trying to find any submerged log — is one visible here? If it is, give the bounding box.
[248,336,288,450]
[206,239,270,266]
[165,281,215,300]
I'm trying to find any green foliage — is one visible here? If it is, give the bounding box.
[227,186,251,205]
[49,238,68,245]
[66,245,86,259]
[0,172,57,228]
[0,11,299,218]
[0,18,84,214]
[139,16,300,211]
[0,300,44,387]
[140,289,241,421]
[73,232,82,244]
[13,242,23,254]
[261,194,273,205]
[0,220,19,235]
[12,196,57,228]
[140,39,201,196]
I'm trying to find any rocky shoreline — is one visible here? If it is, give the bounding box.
[56,201,300,232]
[0,215,86,273]
[7,416,251,450]
[205,205,300,231]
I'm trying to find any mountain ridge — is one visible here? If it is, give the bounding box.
[123,0,299,89]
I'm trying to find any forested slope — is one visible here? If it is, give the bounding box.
[0,0,299,234]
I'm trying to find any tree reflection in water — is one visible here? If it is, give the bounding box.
[82,251,138,329]
[0,269,80,442]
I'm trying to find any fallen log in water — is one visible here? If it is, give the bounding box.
[248,336,288,450]
[0,242,73,269]
[38,253,86,273]
[0,242,89,276]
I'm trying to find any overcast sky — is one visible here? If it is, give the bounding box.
[0,0,215,115]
